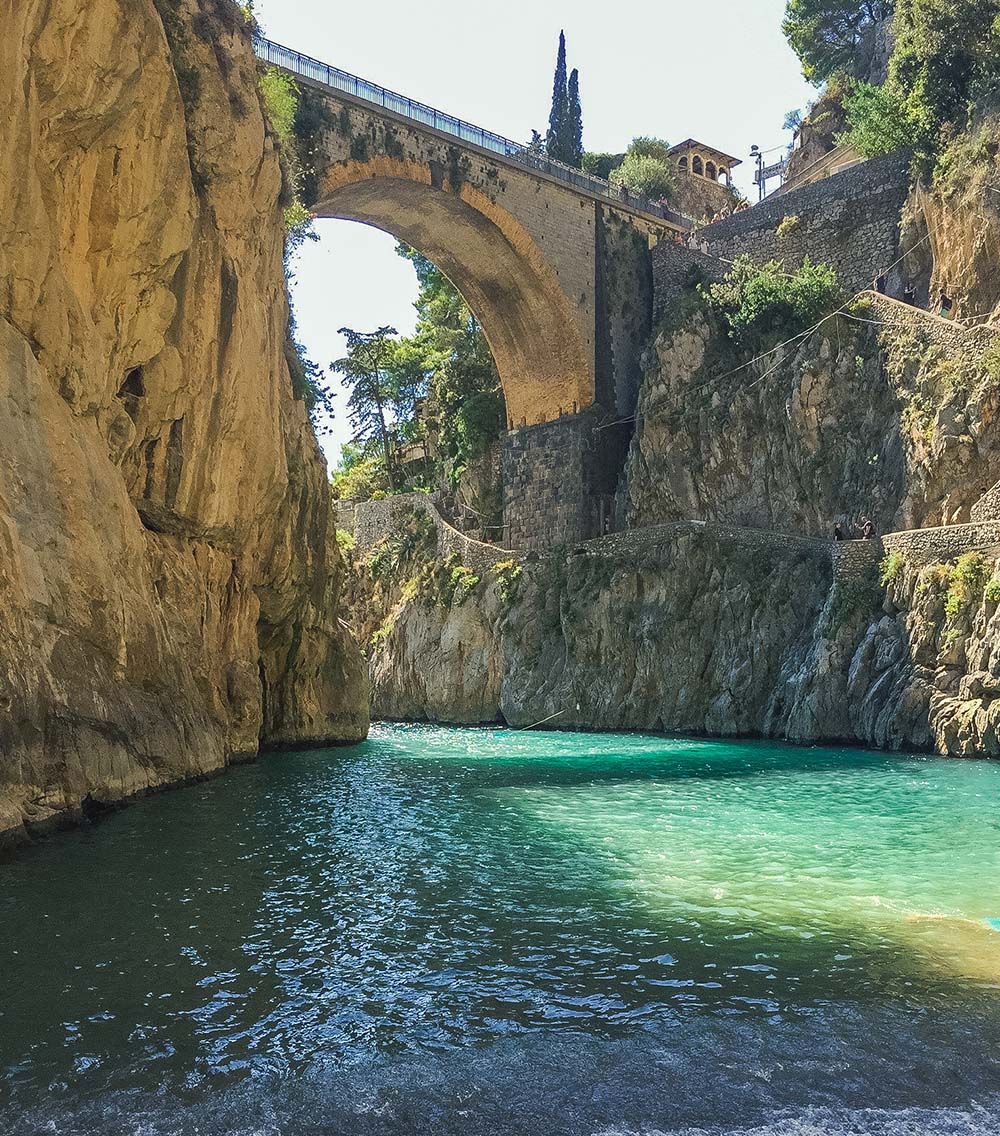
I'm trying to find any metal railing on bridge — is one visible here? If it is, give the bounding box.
[254,37,690,230]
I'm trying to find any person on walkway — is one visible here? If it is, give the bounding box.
[862,519,876,540]
[834,523,847,541]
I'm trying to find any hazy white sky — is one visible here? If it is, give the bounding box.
[254,0,814,465]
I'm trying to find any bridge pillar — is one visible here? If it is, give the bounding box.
[502,408,632,550]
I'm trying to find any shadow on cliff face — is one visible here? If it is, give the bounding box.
[625,302,1000,537]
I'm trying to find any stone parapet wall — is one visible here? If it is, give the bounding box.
[352,494,1000,593]
[651,242,726,325]
[334,498,359,535]
[867,294,1000,358]
[350,493,519,577]
[972,481,1000,523]
[690,152,912,297]
[832,540,881,584]
[581,520,831,562]
[880,521,1000,565]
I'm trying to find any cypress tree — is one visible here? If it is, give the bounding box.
[567,67,583,169]
[545,30,569,163]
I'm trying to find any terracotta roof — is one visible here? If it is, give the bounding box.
[668,139,743,169]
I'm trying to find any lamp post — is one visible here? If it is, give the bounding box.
[751,145,765,202]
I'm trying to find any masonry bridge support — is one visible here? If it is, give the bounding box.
[260,40,683,547]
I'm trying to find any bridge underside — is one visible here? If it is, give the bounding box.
[315,160,594,429]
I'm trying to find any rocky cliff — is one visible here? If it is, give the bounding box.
[349,275,1000,756]
[625,297,1000,535]
[354,521,1000,758]
[0,0,367,847]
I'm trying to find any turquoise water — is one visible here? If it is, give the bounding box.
[2,724,1000,1133]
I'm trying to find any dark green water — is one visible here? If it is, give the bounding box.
[3,724,1000,1134]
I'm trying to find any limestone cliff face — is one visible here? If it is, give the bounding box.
[0,0,367,845]
[352,282,1000,756]
[358,530,1000,757]
[625,299,1000,535]
[901,115,1000,326]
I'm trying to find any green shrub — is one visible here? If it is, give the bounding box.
[259,67,298,143]
[493,558,523,603]
[841,81,918,159]
[335,528,355,553]
[981,342,1000,384]
[366,541,397,583]
[776,214,801,239]
[700,255,842,350]
[880,551,905,587]
[985,577,1000,604]
[944,553,989,618]
[610,153,674,201]
[370,614,395,649]
[449,564,480,598]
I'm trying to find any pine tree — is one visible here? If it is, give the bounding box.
[545,31,569,163]
[567,67,583,169]
[333,326,401,488]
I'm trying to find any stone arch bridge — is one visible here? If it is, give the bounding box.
[257,38,688,546]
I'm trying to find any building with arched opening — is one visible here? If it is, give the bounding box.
[667,139,742,222]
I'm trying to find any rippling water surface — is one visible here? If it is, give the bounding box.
[3,724,1000,1134]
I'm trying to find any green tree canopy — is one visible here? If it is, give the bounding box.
[545,31,570,163]
[332,326,407,488]
[396,246,505,476]
[609,138,675,201]
[567,68,583,169]
[889,0,1000,156]
[835,1,1000,164]
[582,151,624,180]
[782,0,894,83]
[840,80,916,158]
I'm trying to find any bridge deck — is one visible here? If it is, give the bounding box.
[254,37,690,233]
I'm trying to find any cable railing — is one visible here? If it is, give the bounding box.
[254,37,690,230]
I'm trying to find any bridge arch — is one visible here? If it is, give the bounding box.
[313,156,594,428]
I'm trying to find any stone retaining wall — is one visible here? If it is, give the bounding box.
[334,498,359,535]
[880,521,1000,566]
[651,242,726,326]
[690,152,912,298]
[867,294,1000,358]
[502,407,629,550]
[972,481,1000,523]
[349,493,519,578]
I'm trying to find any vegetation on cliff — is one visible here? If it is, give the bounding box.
[699,255,843,349]
[784,0,1000,169]
[783,0,893,84]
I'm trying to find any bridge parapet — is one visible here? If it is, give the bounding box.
[255,37,690,229]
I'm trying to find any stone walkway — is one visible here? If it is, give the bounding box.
[344,493,1000,592]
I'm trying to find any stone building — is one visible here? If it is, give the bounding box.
[668,139,742,221]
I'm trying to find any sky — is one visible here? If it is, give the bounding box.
[253,0,815,467]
